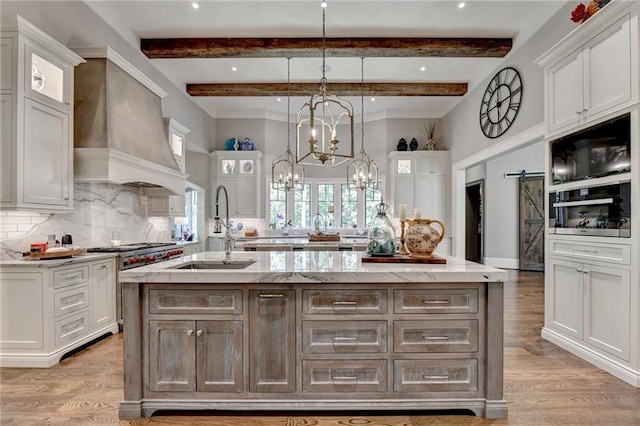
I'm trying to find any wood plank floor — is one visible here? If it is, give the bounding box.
[1,271,639,425]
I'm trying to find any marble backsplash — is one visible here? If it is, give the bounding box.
[0,183,170,260]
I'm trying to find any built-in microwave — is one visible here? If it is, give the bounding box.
[550,114,630,185]
[548,181,631,237]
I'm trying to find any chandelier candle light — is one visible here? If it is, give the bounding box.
[296,0,354,167]
[272,58,305,191]
[347,57,379,191]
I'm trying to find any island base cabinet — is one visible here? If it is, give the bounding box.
[249,290,296,393]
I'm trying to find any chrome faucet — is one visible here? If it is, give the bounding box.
[214,185,234,257]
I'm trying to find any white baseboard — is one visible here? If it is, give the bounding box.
[542,327,640,388]
[484,257,518,269]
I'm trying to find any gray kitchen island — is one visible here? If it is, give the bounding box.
[118,251,508,419]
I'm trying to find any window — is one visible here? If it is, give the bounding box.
[267,177,384,230]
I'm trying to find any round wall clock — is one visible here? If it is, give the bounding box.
[479,67,523,139]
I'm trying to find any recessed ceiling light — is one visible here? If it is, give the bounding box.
[370,97,376,102]
[277,98,282,102]
[420,66,426,72]
[321,1,327,8]
[192,2,199,9]
[458,2,465,8]
[231,66,237,72]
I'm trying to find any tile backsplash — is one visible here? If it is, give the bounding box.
[0,183,171,260]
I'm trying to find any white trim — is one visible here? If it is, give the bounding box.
[71,47,168,98]
[451,123,545,258]
[13,16,84,66]
[542,327,640,387]
[166,117,191,135]
[484,257,519,270]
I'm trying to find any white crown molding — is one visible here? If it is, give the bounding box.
[72,47,168,98]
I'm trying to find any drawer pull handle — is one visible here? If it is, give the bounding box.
[259,294,285,298]
[187,329,194,336]
[63,296,82,306]
[332,336,357,341]
[423,336,449,341]
[575,249,596,254]
[333,301,358,306]
[423,374,449,380]
[64,274,81,281]
[98,264,108,269]
[423,300,449,305]
[62,321,82,333]
[332,375,358,380]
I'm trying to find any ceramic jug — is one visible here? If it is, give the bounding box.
[404,218,445,258]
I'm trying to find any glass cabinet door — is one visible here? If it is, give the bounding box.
[24,43,69,111]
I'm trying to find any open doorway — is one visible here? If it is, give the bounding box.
[465,180,483,263]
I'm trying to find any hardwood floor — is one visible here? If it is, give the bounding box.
[1,271,639,425]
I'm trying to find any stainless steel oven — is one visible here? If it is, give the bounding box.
[549,181,631,237]
[87,243,184,326]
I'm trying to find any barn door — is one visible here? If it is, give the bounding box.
[519,176,544,271]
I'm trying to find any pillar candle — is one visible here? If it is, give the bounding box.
[414,209,421,219]
[399,204,407,221]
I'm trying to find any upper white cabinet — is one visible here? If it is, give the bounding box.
[166,118,190,174]
[388,151,450,254]
[210,151,263,218]
[536,2,638,136]
[0,17,84,211]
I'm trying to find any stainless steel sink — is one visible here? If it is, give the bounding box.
[172,260,256,270]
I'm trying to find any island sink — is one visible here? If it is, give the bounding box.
[172,260,256,270]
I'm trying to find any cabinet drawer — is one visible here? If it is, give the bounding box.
[53,266,89,289]
[54,310,90,346]
[302,290,387,314]
[302,321,387,354]
[548,239,630,265]
[303,360,387,393]
[394,289,478,314]
[149,289,243,315]
[54,285,89,318]
[394,320,478,353]
[394,359,478,392]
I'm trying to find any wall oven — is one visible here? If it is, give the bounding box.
[549,181,631,237]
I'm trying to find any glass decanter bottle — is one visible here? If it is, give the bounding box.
[366,201,396,256]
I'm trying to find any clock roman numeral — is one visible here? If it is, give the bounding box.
[509,102,520,111]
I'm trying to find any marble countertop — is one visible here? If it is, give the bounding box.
[119,251,508,284]
[0,252,118,268]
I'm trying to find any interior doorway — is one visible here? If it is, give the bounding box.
[519,176,544,271]
[465,180,484,263]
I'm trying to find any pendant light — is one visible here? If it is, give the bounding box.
[272,58,305,191]
[346,57,378,191]
[296,0,354,167]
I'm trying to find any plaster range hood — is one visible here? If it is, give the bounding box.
[73,47,186,195]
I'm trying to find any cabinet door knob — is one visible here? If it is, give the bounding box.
[196,330,203,336]
[575,111,583,116]
[187,329,194,336]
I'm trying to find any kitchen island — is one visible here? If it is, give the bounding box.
[118,251,508,419]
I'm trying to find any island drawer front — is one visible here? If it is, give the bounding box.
[302,320,387,354]
[393,320,478,353]
[53,285,90,318]
[54,310,90,346]
[394,359,478,392]
[303,360,387,393]
[394,289,478,314]
[548,239,630,265]
[149,289,243,315]
[53,266,90,290]
[302,290,388,314]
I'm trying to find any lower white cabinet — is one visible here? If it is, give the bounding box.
[546,256,631,361]
[147,194,185,217]
[0,256,119,367]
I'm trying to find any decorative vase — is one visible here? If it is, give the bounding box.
[396,138,408,151]
[425,138,436,151]
[409,137,418,151]
[366,201,396,256]
[404,218,445,258]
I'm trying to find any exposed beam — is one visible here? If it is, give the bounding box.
[142,37,512,59]
[187,82,467,97]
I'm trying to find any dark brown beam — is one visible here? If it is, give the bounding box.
[142,37,511,59]
[187,82,467,97]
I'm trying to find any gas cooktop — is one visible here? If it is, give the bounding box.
[87,242,177,253]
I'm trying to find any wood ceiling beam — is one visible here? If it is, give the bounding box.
[187,82,467,97]
[142,37,512,59]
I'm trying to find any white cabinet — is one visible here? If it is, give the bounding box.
[147,192,186,217]
[536,2,637,136]
[166,118,190,174]
[0,256,119,368]
[546,255,630,361]
[0,17,84,211]
[210,151,263,218]
[389,151,450,254]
